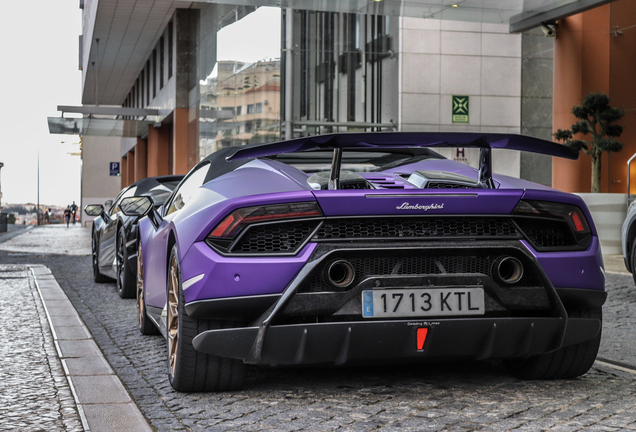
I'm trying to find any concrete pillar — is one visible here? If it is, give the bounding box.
[173,9,200,172]
[135,138,148,182]
[147,125,170,176]
[127,150,135,185]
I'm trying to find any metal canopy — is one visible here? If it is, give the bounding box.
[509,0,616,33]
[57,105,161,118]
[47,117,155,138]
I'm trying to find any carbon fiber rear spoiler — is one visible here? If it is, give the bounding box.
[226,132,578,189]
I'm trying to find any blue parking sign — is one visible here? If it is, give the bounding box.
[110,162,120,176]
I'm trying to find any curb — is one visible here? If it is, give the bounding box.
[29,264,152,432]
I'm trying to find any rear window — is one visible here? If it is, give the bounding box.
[268,150,444,173]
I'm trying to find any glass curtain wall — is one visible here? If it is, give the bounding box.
[291,10,399,136]
[197,6,399,159]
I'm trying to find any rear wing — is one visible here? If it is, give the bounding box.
[226,132,578,190]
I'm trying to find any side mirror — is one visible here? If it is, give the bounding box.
[104,199,113,208]
[84,204,104,217]
[120,196,154,217]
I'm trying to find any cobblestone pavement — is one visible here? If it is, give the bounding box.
[0,265,82,432]
[2,226,636,431]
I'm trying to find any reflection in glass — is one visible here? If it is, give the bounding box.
[200,60,281,157]
[199,7,282,159]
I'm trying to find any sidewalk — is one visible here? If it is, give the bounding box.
[0,226,151,432]
[0,224,91,255]
[604,253,630,274]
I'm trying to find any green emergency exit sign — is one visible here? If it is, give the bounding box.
[452,95,469,123]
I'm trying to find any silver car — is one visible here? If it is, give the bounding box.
[621,201,636,283]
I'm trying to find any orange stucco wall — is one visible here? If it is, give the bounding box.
[553,0,636,193]
[126,150,135,187]
[147,125,170,177]
[121,155,128,188]
[173,109,190,175]
[609,0,636,194]
[134,138,148,182]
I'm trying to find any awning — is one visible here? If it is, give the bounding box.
[47,117,156,138]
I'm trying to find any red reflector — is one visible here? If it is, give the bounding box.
[417,328,428,351]
[571,212,584,232]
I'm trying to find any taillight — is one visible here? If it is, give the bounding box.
[513,200,590,233]
[208,201,322,239]
[512,200,592,250]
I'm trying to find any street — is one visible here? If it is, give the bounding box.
[1,225,636,431]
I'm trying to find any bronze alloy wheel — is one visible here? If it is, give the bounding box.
[164,244,247,392]
[167,253,180,378]
[136,244,144,328]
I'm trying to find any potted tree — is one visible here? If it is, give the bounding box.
[553,91,625,193]
[554,92,626,254]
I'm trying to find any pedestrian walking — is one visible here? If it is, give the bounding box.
[64,206,71,227]
[70,201,78,225]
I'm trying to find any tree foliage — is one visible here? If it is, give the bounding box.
[553,92,625,192]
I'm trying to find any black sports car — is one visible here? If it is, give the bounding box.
[84,175,183,298]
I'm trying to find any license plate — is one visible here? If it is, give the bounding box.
[361,287,485,318]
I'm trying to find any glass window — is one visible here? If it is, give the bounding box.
[159,36,164,89]
[247,104,254,114]
[255,103,263,113]
[165,164,209,216]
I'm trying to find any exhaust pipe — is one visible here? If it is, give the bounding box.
[324,260,356,288]
[492,256,524,285]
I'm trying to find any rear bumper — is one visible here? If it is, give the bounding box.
[188,240,606,366]
[192,315,601,366]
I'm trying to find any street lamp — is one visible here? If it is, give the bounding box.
[0,162,4,212]
[37,151,40,225]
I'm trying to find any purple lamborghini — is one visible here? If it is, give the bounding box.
[133,132,605,392]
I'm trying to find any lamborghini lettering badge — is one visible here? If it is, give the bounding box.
[396,202,444,211]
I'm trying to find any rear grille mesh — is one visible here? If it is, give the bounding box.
[514,218,576,249]
[232,221,319,253]
[315,217,520,240]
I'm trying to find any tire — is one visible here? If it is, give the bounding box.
[116,226,136,299]
[630,240,636,286]
[92,231,110,283]
[166,245,247,392]
[504,308,602,380]
[137,243,160,336]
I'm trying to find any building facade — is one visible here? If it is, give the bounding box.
[51,0,631,205]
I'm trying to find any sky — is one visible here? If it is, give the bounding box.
[0,1,82,207]
[0,3,279,208]
[217,7,281,63]
[207,7,281,82]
